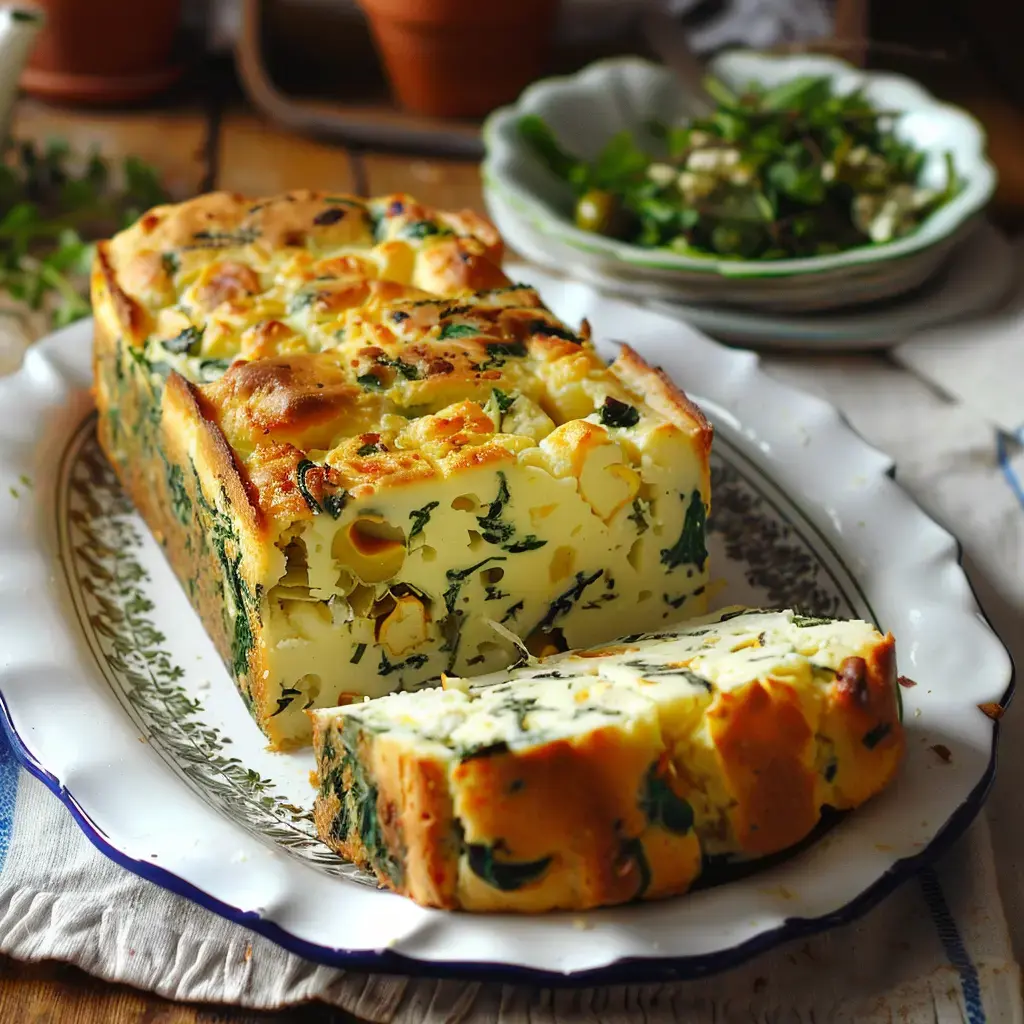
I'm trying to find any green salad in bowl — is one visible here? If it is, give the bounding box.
[482,54,995,310]
[518,74,960,262]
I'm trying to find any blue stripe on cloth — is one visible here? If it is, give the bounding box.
[996,428,1024,512]
[920,866,986,1024]
[0,726,19,870]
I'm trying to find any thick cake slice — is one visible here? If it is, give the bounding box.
[311,608,904,912]
[91,190,712,748]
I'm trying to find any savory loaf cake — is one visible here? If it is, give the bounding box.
[311,607,904,912]
[91,190,713,749]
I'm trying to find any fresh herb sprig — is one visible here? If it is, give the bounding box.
[519,74,960,260]
[0,138,168,327]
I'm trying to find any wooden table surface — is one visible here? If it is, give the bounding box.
[1,50,1023,1023]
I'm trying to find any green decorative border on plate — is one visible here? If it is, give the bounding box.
[58,414,372,881]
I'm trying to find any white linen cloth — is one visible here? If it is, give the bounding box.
[0,243,1022,1021]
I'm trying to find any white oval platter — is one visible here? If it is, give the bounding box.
[0,266,1011,983]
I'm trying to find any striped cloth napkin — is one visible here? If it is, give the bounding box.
[0,739,1018,1021]
[1,276,1023,1021]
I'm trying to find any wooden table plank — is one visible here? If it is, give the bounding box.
[956,95,1024,219]
[358,153,484,211]
[217,115,357,197]
[0,954,359,1023]
[10,100,212,199]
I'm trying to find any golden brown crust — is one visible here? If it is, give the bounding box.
[246,441,318,522]
[198,354,376,455]
[95,241,149,339]
[414,236,509,295]
[824,633,904,808]
[166,372,267,540]
[195,260,262,312]
[611,344,714,456]
[103,190,510,342]
[328,441,438,497]
[371,736,461,908]
[93,301,270,719]
[706,679,819,856]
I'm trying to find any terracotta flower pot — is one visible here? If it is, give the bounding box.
[20,0,184,105]
[356,0,561,119]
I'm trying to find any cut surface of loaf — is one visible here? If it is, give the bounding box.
[311,607,904,912]
[91,190,713,748]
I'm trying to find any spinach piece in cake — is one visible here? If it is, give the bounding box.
[638,764,695,834]
[408,500,440,539]
[476,472,546,553]
[599,396,641,429]
[163,324,205,355]
[466,841,552,891]
[660,489,708,572]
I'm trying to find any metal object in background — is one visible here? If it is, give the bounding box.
[230,0,843,158]
[640,1,714,116]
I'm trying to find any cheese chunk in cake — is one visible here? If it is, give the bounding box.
[91,190,713,748]
[311,608,904,911]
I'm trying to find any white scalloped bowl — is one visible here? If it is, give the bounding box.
[482,53,997,312]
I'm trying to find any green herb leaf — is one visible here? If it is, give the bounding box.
[443,556,507,613]
[628,497,649,535]
[438,322,480,340]
[0,141,168,327]
[379,650,429,676]
[270,686,302,717]
[478,340,527,371]
[388,357,420,380]
[660,489,708,572]
[501,599,524,623]
[505,536,546,553]
[296,459,349,518]
[862,722,892,750]
[592,130,649,188]
[702,75,739,108]
[491,388,516,414]
[538,569,603,631]
[528,318,579,343]
[402,220,449,240]
[792,614,835,628]
[518,114,586,184]
[409,500,439,539]
[466,842,552,891]
[599,396,640,429]
[638,763,694,834]
[164,325,205,355]
[761,75,832,112]
[517,78,958,260]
